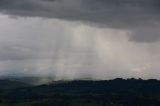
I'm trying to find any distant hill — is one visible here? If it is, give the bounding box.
[0,78,160,106]
[0,79,31,89]
[0,75,55,85]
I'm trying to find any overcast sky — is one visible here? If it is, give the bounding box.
[0,0,160,80]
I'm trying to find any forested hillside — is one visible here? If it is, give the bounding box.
[0,78,160,106]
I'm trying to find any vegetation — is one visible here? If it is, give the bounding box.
[0,78,160,106]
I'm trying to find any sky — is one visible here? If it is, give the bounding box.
[0,0,160,80]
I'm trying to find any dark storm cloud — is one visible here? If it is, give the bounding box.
[0,0,160,42]
[0,0,159,27]
[129,29,160,43]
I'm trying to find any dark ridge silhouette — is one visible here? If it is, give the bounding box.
[0,78,160,106]
[0,79,31,89]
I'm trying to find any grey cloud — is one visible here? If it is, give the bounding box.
[0,0,160,42]
[0,44,38,61]
[129,29,160,43]
[0,0,159,28]
[0,15,160,79]
[0,1,159,79]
